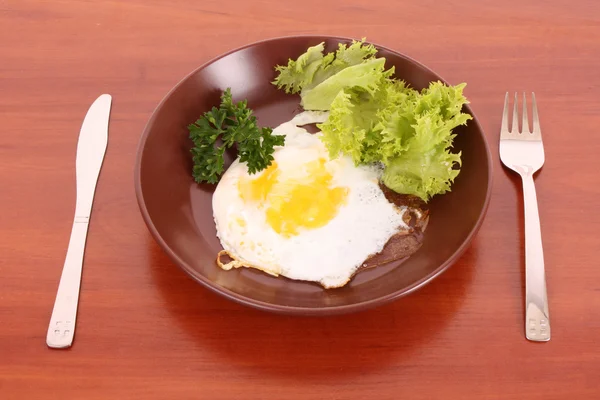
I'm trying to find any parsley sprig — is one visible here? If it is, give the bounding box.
[188,88,285,184]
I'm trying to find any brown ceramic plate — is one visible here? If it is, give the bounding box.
[134,35,492,315]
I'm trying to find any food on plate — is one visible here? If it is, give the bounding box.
[187,38,470,288]
[273,38,472,201]
[212,112,425,288]
[188,88,284,184]
[273,40,384,111]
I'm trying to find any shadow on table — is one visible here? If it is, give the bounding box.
[148,236,477,381]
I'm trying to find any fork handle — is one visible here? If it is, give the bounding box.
[522,173,550,341]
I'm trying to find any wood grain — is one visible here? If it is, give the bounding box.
[1,0,599,398]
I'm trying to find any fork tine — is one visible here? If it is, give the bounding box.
[501,92,510,137]
[532,92,541,137]
[512,92,520,133]
[522,92,530,133]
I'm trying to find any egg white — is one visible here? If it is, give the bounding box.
[212,111,407,288]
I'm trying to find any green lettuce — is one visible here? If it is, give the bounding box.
[273,39,472,202]
[272,42,329,95]
[272,39,382,109]
[379,82,471,200]
[319,81,472,201]
[301,58,392,111]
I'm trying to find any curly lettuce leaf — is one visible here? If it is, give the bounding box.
[307,39,378,90]
[301,58,392,111]
[381,149,461,202]
[380,109,465,201]
[319,80,472,201]
[272,42,328,94]
[318,80,410,164]
[335,39,378,65]
[272,39,379,97]
[379,82,471,200]
[317,89,378,164]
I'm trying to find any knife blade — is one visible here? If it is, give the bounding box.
[46,94,112,349]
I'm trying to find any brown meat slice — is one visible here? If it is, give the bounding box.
[360,186,429,270]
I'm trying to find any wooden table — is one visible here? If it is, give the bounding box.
[2,1,599,398]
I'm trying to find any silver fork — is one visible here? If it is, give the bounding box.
[499,92,550,342]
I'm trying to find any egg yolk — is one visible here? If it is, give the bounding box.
[238,161,280,202]
[238,159,349,237]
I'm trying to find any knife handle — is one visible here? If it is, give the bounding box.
[46,216,90,348]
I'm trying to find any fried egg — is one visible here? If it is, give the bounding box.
[212,111,408,288]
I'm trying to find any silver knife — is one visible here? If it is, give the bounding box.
[46,94,112,349]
